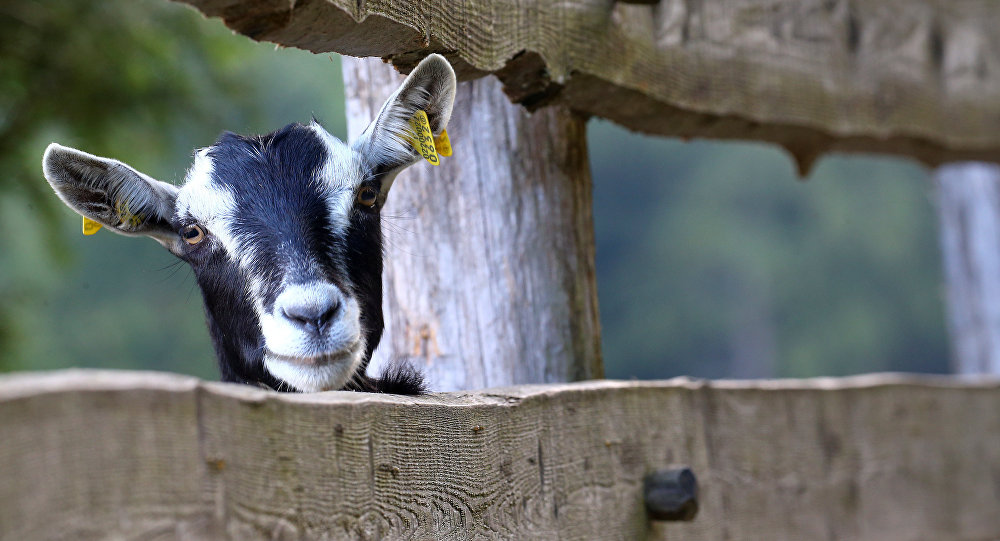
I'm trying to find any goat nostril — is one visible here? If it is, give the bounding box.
[316,301,340,331]
[281,298,341,335]
[281,308,309,327]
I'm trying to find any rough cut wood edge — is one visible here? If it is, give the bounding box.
[2,369,1000,540]
[171,0,1000,168]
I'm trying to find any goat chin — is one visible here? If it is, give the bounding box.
[263,349,362,392]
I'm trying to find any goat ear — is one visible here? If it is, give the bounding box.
[43,143,178,245]
[352,54,457,194]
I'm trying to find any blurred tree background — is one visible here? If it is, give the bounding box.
[0,0,948,381]
[0,0,345,378]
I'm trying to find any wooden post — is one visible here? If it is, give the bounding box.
[343,58,603,391]
[936,162,1000,375]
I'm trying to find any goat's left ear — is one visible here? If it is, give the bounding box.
[43,143,179,246]
[352,53,457,195]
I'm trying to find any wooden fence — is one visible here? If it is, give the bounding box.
[180,0,1000,169]
[2,370,999,540]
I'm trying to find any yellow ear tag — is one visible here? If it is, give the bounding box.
[115,199,144,229]
[433,128,452,157]
[82,217,102,236]
[407,110,440,166]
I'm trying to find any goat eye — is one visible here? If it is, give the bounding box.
[181,224,206,245]
[356,186,379,208]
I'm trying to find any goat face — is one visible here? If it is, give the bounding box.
[41,55,456,393]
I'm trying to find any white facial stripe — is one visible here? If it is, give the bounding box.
[175,149,256,278]
[176,150,224,217]
[311,122,361,188]
[311,122,365,234]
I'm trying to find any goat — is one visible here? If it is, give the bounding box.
[41,54,456,395]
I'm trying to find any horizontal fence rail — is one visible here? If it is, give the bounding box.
[178,0,1000,169]
[1,370,999,540]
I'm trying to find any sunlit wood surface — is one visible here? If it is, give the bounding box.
[2,370,999,540]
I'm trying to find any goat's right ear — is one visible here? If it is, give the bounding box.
[352,54,457,195]
[43,143,179,246]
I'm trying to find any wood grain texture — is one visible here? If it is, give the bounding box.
[344,57,603,391]
[3,369,1000,540]
[936,162,1000,375]
[173,0,1000,167]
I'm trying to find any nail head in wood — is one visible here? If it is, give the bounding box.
[644,466,699,521]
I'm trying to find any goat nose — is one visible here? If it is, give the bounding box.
[282,301,341,334]
[282,302,340,334]
[279,291,342,335]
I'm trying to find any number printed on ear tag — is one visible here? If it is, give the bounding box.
[82,217,102,236]
[407,110,440,166]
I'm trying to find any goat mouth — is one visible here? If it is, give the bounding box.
[262,345,363,393]
[264,348,357,367]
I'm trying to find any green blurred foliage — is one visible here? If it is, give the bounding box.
[0,0,344,376]
[0,0,949,381]
[590,122,947,379]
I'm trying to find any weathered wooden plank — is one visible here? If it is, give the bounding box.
[172,0,1000,168]
[2,370,999,540]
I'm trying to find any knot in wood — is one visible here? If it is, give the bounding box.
[644,466,698,521]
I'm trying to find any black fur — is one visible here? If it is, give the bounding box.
[176,124,423,395]
[345,360,427,395]
[45,55,457,397]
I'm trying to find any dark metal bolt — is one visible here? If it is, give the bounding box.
[644,466,699,521]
